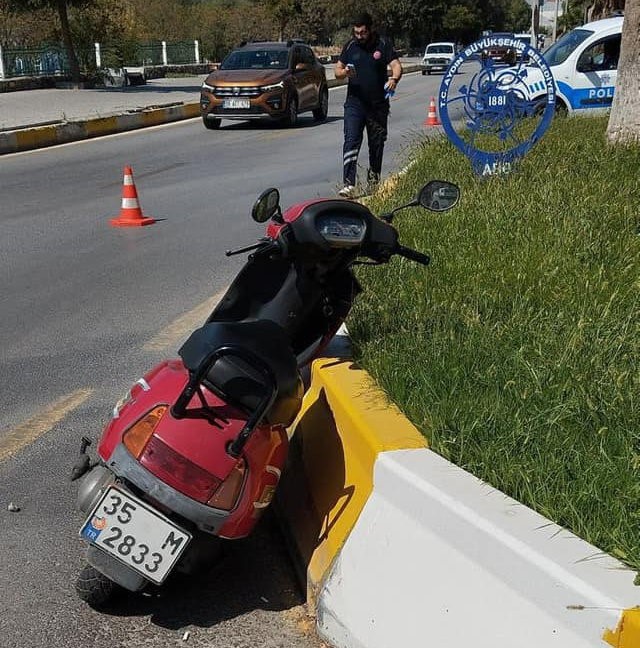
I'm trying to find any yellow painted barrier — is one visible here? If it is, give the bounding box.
[84,116,118,138]
[15,125,58,151]
[279,357,426,608]
[183,103,200,118]
[142,110,165,127]
[604,608,640,648]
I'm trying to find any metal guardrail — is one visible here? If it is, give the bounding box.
[1,45,69,78]
[131,43,163,66]
[0,41,200,79]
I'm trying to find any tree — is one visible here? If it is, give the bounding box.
[9,0,92,83]
[585,0,625,21]
[442,4,481,43]
[264,0,301,40]
[606,0,640,144]
[0,0,57,47]
[287,0,332,44]
[68,0,136,71]
[503,0,531,32]
[130,0,202,42]
[559,0,625,32]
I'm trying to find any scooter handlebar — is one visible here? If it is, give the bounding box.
[395,245,430,266]
[226,238,282,258]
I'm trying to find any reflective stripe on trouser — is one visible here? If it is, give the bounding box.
[343,101,389,186]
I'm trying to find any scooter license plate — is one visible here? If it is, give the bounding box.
[79,486,191,584]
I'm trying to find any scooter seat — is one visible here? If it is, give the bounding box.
[178,320,303,426]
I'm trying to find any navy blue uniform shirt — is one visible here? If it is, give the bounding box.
[339,34,398,107]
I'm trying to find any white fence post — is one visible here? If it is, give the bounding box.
[162,41,168,66]
[194,39,200,64]
[0,45,5,79]
[94,42,101,69]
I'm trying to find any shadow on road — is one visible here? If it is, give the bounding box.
[96,510,303,631]
[216,115,343,131]
[94,84,203,96]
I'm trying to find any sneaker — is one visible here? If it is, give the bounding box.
[338,184,357,199]
[367,170,380,194]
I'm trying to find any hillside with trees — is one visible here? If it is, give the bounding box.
[1,0,534,64]
[0,0,627,83]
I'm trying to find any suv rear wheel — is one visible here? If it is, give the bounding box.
[282,95,298,128]
[313,86,328,122]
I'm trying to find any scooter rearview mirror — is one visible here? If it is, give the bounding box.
[381,196,419,223]
[418,180,460,212]
[252,188,281,223]
[381,180,460,222]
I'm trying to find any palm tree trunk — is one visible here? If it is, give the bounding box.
[606,0,640,144]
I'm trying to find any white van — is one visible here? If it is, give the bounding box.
[519,16,623,114]
[421,42,456,75]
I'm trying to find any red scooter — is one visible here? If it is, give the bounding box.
[72,180,460,606]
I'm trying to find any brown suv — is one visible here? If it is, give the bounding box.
[200,40,328,129]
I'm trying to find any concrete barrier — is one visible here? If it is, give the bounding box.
[277,357,426,608]
[0,102,200,154]
[278,357,640,648]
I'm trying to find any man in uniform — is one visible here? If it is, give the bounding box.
[335,12,403,198]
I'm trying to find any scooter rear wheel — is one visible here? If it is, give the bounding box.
[75,563,118,608]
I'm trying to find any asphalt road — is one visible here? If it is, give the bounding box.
[0,69,470,648]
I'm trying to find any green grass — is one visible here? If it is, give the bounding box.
[349,115,640,571]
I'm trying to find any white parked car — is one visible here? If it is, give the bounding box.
[421,42,456,75]
[500,16,622,114]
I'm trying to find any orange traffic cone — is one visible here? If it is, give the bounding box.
[110,166,156,227]
[424,96,441,127]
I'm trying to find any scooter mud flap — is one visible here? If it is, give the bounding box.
[87,545,147,592]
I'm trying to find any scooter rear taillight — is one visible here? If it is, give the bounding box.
[122,405,168,457]
[140,435,222,503]
[207,458,246,510]
[122,406,246,508]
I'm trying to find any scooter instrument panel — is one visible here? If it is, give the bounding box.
[316,213,366,247]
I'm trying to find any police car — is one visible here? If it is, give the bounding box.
[510,16,622,114]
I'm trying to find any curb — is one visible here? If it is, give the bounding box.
[0,65,422,155]
[0,102,201,154]
[278,356,640,648]
[276,356,426,609]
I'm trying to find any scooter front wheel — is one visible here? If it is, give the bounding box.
[75,563,119,608]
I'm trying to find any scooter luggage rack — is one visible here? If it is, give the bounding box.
[171,345,278,458]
